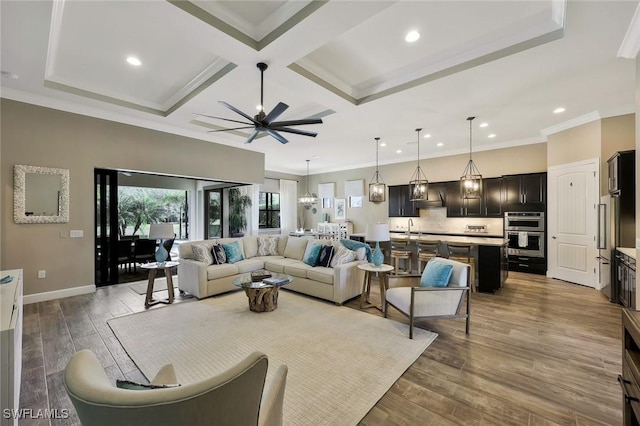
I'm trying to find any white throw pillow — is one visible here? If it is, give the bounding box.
[283,237,309,260]
[191,243,214,265]
[354,247,367,261]
[330,245,357,267]
[257,237,279,256]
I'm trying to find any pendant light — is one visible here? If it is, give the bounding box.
[369,137,386,203]
[298,159,318,209]
[460,116,483,199]
[408,128,429,201]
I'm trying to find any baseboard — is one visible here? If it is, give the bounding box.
[23,284,96,304]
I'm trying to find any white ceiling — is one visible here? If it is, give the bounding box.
[1,0,638,176]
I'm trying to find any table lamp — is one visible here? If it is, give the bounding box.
[365,223,390,267]
[148,223,175,265]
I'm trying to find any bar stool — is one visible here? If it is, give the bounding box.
[390,237,412,275]
[446,242,476,292]
[417,240,440,273]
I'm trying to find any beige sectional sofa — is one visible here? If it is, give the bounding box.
[177,235,367,305]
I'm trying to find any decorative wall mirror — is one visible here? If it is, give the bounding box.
[14,165,69,224]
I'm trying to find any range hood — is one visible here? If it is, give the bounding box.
[416,190,445,208]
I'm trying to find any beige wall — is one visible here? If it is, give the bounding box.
[547,120,601,169]
[304,143,548,233]
[1,99,264,296]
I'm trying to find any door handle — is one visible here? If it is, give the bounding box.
[552,236,557,239]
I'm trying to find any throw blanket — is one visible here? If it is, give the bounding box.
[340,239,373,262]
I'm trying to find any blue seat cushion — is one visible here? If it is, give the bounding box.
[420,259,454,287]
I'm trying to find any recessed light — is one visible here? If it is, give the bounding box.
[256,105,262,111]
[126,56,141,66]
[488,134,496,138]
[423,134,431,138]
[380,142,387,147]
[312,155,319,159]
[479,122,488,128]
[553,107,565,114]
[405,31,420,43]
[436,142,444,147]
[396,149,402,154]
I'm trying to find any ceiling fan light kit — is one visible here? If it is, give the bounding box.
[408,128,429,202]
[197,62,322,144]
[369,137,386,203]
[460,116,483,199]
[298,159,318,209]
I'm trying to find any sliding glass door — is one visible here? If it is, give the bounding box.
[95,168,118,286]
[204,189,222,239]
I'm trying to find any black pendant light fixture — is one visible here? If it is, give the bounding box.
[460,116,483,199]
[369,137,386,203]
[409,128,429,201]
[298,159,318,209]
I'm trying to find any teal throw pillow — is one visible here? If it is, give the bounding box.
[303,243,322,266]
[222,241,244,264]
[420,260,454,287]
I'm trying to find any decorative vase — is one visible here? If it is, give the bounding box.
[155,242,168,265]
[372,241,384,267]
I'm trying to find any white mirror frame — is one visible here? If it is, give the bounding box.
[14,165,70,224]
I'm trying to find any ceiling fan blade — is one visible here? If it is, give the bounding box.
[245,129,261,144]
[270,118,323,127]
[272,127,318,137]
[219,101,260,125]
[266,130,288,144]
[207,126,255,133]
[194,113,253,126]
[263,102,289,125]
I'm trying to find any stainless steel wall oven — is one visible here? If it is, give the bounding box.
[505,212,546,274]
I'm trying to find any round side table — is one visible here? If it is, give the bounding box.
[357,263,394,312]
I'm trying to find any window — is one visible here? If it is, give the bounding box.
[259,192,280,229]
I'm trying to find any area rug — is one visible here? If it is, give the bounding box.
[128,276,177,295]
[108,290,437,426]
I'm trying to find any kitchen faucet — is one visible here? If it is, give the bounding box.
[407,218,413,235]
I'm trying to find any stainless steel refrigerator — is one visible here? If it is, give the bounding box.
[597,195,614,301]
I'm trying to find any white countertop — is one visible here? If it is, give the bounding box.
[389,234,506,246]
[390,230,504,238]
[617,247,636,259]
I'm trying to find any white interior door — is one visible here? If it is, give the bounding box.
[547,159,599,287]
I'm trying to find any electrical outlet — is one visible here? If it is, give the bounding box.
[70,230,83,238]
[38,270,46,279]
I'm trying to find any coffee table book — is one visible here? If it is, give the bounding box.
[251,270,272,282]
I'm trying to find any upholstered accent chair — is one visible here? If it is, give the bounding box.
[64,349,288,426]
[384,258,471,339]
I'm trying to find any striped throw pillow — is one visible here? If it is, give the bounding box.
[257,237,279,256]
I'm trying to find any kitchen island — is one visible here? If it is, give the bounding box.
[353,232,507,293]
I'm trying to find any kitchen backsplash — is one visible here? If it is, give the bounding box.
[388,207,503,236]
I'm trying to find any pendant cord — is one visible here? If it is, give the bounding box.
[415,128,422,168]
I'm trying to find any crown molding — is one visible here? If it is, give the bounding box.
[540,111,602,137]
[618,3,640,58]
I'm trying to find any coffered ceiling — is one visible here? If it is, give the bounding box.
[1,0,638,176]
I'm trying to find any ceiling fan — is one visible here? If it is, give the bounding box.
[196,62,322,144]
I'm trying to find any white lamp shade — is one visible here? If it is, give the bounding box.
[148,223,175,240]
[365,223,390,242]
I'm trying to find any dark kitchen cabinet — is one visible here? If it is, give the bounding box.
[388,185,419,217]
[503,172,546,211]
[616,250,636,309]
[608,150,634,196]
[445,178,502,218]
[445,181,481,217]
[483,177,504,217]
[477,243,508,293]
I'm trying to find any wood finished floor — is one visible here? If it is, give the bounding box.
[19,272,622,426]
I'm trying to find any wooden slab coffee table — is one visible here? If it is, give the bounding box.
[233,273,292,312]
